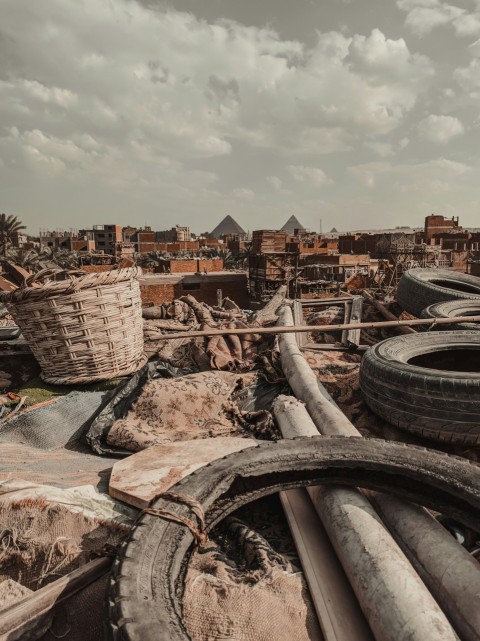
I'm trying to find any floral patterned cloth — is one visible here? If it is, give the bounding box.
[107,372,248,452]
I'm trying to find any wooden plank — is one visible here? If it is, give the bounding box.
[0,558,111,641]
[2,263,31,287]
[299,296,353,307]
[362,290,416,335]
[109,438,257,509]
[301,343,369,353]
[0,276,17,292]
[341,300,351,347]
[346,296,363,347]
[293,300,307,348]
[150,314,480,340]
[0,336,32,355]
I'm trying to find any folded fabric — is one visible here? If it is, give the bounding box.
[107,371,248,452]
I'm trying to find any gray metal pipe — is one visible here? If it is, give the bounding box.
[373,496,480,641]
[274,394,458,641]
[277,305,480,641]
[276,396,374,641]
[278,306,480,641]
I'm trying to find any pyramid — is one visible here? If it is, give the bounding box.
[330,227,338,233]
[281,215,305,235]
[210,215,245,238]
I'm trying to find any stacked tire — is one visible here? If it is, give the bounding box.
[396,269,480,318]
[359,331,480,444]
[421,299,480,331]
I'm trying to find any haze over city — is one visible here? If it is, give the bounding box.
[1,0,480,234]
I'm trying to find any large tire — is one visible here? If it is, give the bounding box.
[106,436,480,641]
[421,300,480,331]
[397,268,480,318]
[360,331,480,444]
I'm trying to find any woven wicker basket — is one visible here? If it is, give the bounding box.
[0,267,147,385]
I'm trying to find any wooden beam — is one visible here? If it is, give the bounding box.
[0,558,112,641]
[362,290,416,335]
[346,296,363,347]
[152,313,480,340]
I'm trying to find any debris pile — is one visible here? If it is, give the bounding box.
[1,273,480,641]
[106,371,267,452]
[143,290,286,372]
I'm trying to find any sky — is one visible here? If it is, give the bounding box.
[1,0,480,235]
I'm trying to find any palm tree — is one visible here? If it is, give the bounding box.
[137,250,167,268]
[234,248,249,270]
[0,213,26,256]
[39,246,79,270]
[5,248,42,272]
[207,247,235,268]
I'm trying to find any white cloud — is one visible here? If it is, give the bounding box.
[453,12,480,35]
[397,1,441,8]
[232,187,255,200]
[430,157,470,174]
[349,28,431,80]
[266,176,282,190]
[348,156,471,193]
[193,136,232,157]
[287,165,332,185]
[455,57,480,91]
[364,141,395,157]
[4,0,477,231]
[21,80,78,107]
[397,1,480,37]
[347,162,392,187]
[417,114,465,143]
[0,0,435,187]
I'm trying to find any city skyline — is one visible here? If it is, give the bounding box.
[1,0,480,232]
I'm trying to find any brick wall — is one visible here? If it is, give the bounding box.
[169,260,197,273]
[140,274,248,307]
[168,258,223,273]
[81,265,115,273]
[198,258,223,272]
[140,283,176,305]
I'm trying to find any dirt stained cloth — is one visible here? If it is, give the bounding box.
[183,514,322,641]
[106,371,268,452]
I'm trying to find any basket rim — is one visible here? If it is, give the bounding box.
[0,267,142,304]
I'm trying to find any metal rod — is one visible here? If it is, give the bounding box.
[153,313,480,340]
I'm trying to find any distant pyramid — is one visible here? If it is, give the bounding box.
[211,215,245,238]
[281,215,305,235]
[330,227,338,233]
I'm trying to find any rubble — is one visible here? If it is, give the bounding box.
[0,271,480,641]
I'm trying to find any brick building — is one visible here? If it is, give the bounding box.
[139,272,248,307]
[424,214,460,242]
[153,258,223,274]
[39,230,95,252]
[92,224,122,255]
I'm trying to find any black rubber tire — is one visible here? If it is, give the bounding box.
[360,330,480,444]
[397,268,480,318]
[420,299,480,331]
[106,436,480,641]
